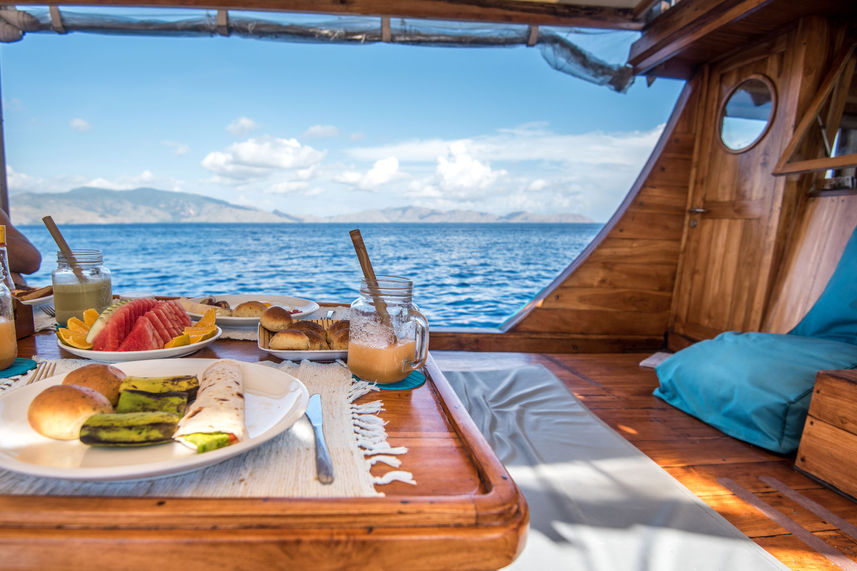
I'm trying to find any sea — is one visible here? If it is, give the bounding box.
[19,223,603,328]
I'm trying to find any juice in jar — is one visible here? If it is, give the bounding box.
[0,318,17,370]
[53,278,112,327]
[347,339,417,384]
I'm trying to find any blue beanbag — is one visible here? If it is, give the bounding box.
[654,332,857,454]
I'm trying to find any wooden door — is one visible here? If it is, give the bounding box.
[670,37,793,343]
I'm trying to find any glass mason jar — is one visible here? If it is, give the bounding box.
[0,281,16,370]
[347,275,429,384]
[52,249,112,327]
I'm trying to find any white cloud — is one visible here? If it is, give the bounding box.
[162,140,190,156]
[345,123,664,220]
[226,117,259,136]
[69,118,91,132]
[201,136,326,185]
[6,165,183,194]
[303,125,339,139]
[436,141,505,193]
[335,157,400,191]
[6,165,42,193]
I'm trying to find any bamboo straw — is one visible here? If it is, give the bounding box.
[42,215,87,282]
[349,229,397,343]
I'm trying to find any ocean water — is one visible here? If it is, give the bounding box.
[19,223,602,328]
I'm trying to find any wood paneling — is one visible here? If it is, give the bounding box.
[628,0,857,78]
[763,194,857,332]
[495,83,696,348]
[669,18,848,344]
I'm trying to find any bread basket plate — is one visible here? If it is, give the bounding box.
[257,324,347,362]
[0,359,308,481]
[57,327,222,362]
[186,294,319,327]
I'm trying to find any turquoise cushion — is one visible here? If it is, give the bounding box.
[654,332,857,454]
[790,225,857,343]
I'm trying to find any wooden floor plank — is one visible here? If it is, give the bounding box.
[432,350,857,571]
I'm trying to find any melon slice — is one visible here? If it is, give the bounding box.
[154,304,181,337]
[164,300,191,329]
[85,299,131,344]
[118,317,162,352]
[92,298,158,351]
[144,312,170,346]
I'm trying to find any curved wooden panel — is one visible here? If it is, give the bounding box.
[500,80,697,344]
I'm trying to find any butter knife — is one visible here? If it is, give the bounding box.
[306,393,334,485]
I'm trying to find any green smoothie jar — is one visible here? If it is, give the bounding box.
[51,249,112,327]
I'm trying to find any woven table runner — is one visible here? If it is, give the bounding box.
[0,359,414,497]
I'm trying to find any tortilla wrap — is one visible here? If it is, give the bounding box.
[174,360,245,449]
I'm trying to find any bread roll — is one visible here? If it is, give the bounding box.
[62,364,125,406]
[269,330,309,350]
[233,301,268,317]
[288,320,326,336]
[28,385,114,440]
[328,328,349,351]
[260,306,294,332]
[303,329,330,351]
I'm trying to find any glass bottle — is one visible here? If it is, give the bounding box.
[52,249,112,327]
[0,226,16,369]
[347,275,429,384]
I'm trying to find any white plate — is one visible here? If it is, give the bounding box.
[57,327,222,361]
[0,359,309,481]
[187,294,319,327]
[260,346,348,362]
[19,294,53,307]
[257,324,347,362]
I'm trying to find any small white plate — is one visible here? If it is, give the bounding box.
[57,327,222,361]
[187,295,319,327]
[19,294,53,307]
[0,359,308,481]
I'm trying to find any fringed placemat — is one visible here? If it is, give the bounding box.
[0,358,413,497]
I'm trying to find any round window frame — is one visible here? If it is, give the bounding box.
[717,74,777,154]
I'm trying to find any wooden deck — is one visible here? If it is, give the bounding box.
[434,350,857,571]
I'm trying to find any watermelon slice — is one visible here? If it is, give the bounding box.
[92,298,159,351]
[164,299,191,328]
[144,312,170,346]
[154,304,181,337]
[118,316,162,352]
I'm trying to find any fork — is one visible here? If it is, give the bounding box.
[39,304,55,317]
[25,361,57,385]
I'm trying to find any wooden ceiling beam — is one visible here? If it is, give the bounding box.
[628,0,773,76]
[14,0,643,30]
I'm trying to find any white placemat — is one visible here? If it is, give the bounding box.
[0,359,413,497]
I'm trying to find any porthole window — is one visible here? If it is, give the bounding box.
[719,75,776,153]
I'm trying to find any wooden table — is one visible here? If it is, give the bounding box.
[1,333,528,570]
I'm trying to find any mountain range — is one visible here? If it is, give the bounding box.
[10,187,594,224]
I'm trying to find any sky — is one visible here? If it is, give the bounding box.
[0,10,684,222]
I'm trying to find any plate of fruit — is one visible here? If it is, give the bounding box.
[57,298,221,361]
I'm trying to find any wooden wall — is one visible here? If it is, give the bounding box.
[433,13,856,354]
[430,81,698,353]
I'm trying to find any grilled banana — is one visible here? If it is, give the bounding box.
[116,390,188,416]
[119,375,199,402]
[79,411,180,446]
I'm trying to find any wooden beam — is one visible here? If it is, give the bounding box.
[16,0,642,30]
[628,0,774,75]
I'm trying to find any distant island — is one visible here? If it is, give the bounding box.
[10,187,595,225]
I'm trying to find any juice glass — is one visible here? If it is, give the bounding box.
[347,276,429,384]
